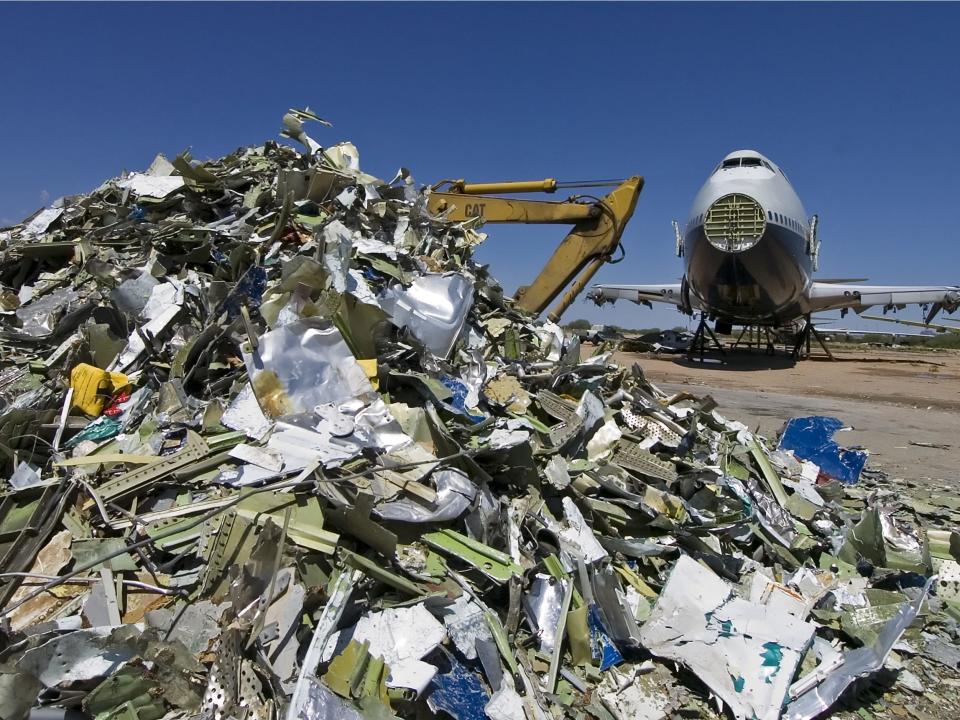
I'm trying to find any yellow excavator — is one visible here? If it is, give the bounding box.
[427,175,644,323]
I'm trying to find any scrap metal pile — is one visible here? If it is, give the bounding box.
[0,110,957,720]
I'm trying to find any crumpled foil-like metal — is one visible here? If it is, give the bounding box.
[350,398,414,453]
[266,398,412,470]
[110,304,182,373]
[523,574,566,654]
[785,577,933,720]
[534,320,565,362]
[324,603,446,694]
[379,273,473,358]
[243,318,374,418]
[592,564,643,650]
[321,220,353,293]
[557,497,608,563]
[440,594,492,661]
[722,475,797,548]
[221,383,273,440]
[15,288,79,337]
[374,467,478,523]
[294,677,365,720]
[17,627,136,687]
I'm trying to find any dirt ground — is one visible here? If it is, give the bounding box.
[594,344,960,484]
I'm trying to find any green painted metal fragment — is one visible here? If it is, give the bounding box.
[749,439,789,507]
[423,529,522,583]
[339,548,424,596]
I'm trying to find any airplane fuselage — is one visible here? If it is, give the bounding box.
[683,151,813,325]
[588,152,959,333]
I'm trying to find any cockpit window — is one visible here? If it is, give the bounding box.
[718,157,765,170]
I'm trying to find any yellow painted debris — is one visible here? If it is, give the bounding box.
[358,358,378,388]
[69,363,129,416]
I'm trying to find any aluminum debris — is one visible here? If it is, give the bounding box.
[0,110,958,720]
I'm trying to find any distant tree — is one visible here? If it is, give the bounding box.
[926,333,960,349]
[565,318,591,330]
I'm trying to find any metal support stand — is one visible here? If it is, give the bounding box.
[791,314,835,360]
[732,325,749,350]
[686,314,727,361]
[810,322,835,360]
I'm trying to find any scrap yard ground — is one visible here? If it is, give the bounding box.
[593,345,960,485]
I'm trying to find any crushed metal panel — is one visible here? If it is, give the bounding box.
[785,578,933,719]
[17,627,138,687]
[639,555,815,720]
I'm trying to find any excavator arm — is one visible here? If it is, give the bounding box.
[427,176,643,322]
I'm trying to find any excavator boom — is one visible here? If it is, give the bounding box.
[427,176,643,322]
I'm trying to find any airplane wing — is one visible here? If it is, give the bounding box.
[805,283,960,321]
[587,283,696,310]
[826,327,933,338]
[861,313,960,334]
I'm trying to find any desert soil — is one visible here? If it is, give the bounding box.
[595,345,960,485]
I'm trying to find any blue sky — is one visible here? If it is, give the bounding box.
[2,2,958,331]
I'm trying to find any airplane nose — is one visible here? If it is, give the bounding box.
[703,193,765,253]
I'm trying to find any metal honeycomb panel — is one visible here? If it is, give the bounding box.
[704,193,765,252]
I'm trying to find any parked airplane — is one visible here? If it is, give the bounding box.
[588,150,959,352]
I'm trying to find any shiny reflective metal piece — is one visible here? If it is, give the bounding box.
[379,273,474,358]
[522,574,565,654]
[374,468,478,523]
[243,318,375,418]
[785,577,934,720]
